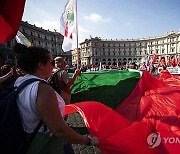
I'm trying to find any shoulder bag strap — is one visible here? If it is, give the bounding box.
[16,78,48,142]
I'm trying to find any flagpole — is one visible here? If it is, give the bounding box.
[75,0,80,69]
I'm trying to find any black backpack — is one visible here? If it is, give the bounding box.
[47,69,65,93]
[0,78,47,154]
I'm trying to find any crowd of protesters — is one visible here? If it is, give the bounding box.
[1,54,179,88]
[64,54,179,76]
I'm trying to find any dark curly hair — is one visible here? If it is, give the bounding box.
[13,43,50,73]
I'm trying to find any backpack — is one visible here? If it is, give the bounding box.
[0,78,47,154]
[47,69,66,93]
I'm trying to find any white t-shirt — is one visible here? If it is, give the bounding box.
[14,74,65,133]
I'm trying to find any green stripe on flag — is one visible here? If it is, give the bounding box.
[70,69,140,109]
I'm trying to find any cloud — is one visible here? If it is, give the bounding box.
[34,20,60,32]
[84,13,110,23]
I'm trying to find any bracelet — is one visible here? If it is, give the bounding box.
[85,136,91,146]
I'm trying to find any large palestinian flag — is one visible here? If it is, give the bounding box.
[66,70,180,153]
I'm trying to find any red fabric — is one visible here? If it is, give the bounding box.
[65,71,180,153]
[116,71,180,153]
[157,70,180,87]
[65,102,160,153]
[65,102,130,139]
[0,0,26,43]
[152,54,158,64]
[172,55,178,67]
[115,71,166,122]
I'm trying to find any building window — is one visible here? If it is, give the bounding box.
[162,49,165,54]
[139,51,142,55]
[134,50,137,55]
[144,50,147,55]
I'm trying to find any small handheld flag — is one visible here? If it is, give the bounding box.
[15,31,31,47]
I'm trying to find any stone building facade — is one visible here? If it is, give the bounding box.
[72,48,81,66]
[0,21,72,65]
[79,31,180,66]
[1,21,180,67]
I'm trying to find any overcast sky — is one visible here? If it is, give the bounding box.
[22,0,180,48]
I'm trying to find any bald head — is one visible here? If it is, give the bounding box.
[54,56,64,63]
[54,56,65,69]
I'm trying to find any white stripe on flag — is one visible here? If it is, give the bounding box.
[60,0,76,52]
[15,31,31,47]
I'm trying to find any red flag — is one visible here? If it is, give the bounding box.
[0,0,26,43]
[166,56,171,66]
[159,57,166,66]
[172,55,178,67]
[152,54,158,64]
